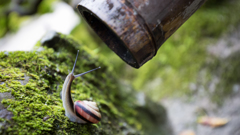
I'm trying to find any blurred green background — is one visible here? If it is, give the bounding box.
[0,0,240,104]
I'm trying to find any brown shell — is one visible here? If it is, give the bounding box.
[74,100,101,124]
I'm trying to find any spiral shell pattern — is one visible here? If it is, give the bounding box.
[74,100,101,123]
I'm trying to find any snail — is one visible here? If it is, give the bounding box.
[61,50,101,123]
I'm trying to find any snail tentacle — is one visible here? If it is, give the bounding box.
[74,67,101,78]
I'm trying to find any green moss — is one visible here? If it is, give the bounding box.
[0,40,142,134]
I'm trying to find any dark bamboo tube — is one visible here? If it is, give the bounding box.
[77,0,207,68]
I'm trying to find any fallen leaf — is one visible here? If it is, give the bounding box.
[197,116,228,127]
[179,130,195,135]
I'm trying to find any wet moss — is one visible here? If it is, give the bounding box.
[0,39,142,134]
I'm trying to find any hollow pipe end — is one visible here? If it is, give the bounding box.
[77,0,156,68]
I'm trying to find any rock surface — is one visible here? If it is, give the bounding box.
[0,32,171,135]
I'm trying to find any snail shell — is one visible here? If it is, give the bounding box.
[74,101,101,123]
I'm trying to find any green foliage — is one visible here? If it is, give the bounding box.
[37,0,57,14]
[129,0,240,100]
[202,0,227,8]
[0,0,9,6]
[0,2,9,38]
[207,52,240,104]
[0,0,56,38]
[0,16,6,38]
[8,12,30,33]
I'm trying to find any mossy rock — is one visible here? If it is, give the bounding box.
[0,32,170,135]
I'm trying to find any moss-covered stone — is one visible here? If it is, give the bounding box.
[0,32,169,135]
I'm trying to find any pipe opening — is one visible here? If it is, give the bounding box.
[81,11,138,68]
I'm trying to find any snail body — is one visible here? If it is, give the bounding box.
[61,50,101,123]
